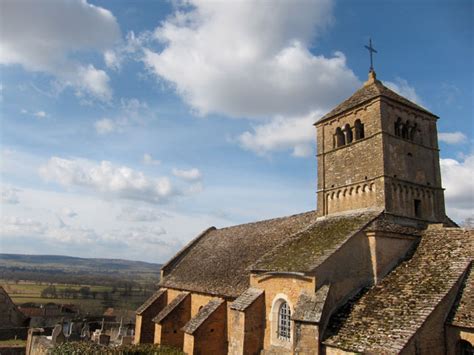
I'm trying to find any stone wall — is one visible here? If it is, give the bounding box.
[154,293,191,349]
[250,273,315,352]
[316,100,385,216]
[228,293,265,355]
[167,288,214,319]
[183,301,227,355]
[0,287,27,328]
[134,291,167,344]
[294,322,320,355]
[312,231,373,327]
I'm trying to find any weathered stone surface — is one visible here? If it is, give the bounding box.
[230,287,264,311]
[136,289,166,315]
[153,292,190,324]
[252,210,379,272]
[323,228,473,353]
[293,285,329,323]
[182,298,225,335]
[160,211,318,297]
[448,266,474,328]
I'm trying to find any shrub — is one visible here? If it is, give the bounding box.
[51,342,184,355]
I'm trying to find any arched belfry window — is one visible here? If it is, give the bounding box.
[394,117,402,137]
[344,124,353,144]
[409,123,417,141]
[402,120,410,139]
[278,302,291,341]
[336,127,345,147]
[355,119,365,140]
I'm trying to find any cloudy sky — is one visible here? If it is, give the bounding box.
[1,0,472,263]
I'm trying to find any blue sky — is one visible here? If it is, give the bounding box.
[1,0,472,263]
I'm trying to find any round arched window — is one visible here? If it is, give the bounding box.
[278,301,291,341]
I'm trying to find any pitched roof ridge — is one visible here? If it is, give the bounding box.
[316,79,435,124]
[250,215,323,270]
[152,291,190,323]
[182,298,225,334]
[161,226,216,276]
[230,287,264,311]
[292,285,330,323]
[304,211,382,271]
[447,263,474,328]
[251,210,381,273]
[136,289,166,315]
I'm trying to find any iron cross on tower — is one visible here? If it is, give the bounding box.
[365,38,377,72]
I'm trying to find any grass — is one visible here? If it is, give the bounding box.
[2,280,154,315]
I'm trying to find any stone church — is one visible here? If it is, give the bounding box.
[134,70,473,354]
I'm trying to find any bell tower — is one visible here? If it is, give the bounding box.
[314,70,446,222]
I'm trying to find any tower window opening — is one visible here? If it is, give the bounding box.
[355,119,365,140]
[278,302,291,341]
[394,118,402,136]
[414,199,422,218]
[402,124,409,139]
[344,124,353,144]
[336,127,345,147]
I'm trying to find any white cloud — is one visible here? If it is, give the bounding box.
[117,206,169,222]
[143,153,161,166]
[238,112,318,157]
[438,132,468,145]
[1,186,20,204]
[1,216,47,236]
[34,111,48,118]
[39,157,177,203]
[95,118,116,134]
[0,0,120,101]
[141,0,358,119]
[172,168,202,181]
[441,154,474,222]
[384,78,424,107]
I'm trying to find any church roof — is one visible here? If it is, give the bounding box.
[316,72,436,124]
[252,210,380,273]
[135,289,166,315]
[323,227,473,353]
[182,298,225,334]
[160,211,318,298]
[447,265,474,329]
[152,291,189,323]
[230,287,264,311]
[292,285,329,323]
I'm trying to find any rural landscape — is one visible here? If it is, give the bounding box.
[1,253,161,314]
[0,253,170,353]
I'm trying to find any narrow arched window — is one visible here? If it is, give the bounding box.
[344,124,353,144]
[401,121,409,139]
[355,119,365,140]
[394,117,402,136]
[409,123,417,141]
[278,302,291,341]
[336,127,345,147]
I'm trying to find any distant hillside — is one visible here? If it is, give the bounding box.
[0,253,162,286]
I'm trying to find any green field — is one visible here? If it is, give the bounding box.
[2,280,154,314]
